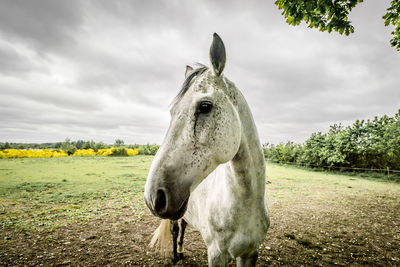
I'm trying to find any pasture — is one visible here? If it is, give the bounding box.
[0,156,399,266]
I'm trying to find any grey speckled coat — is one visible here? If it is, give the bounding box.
[144,33,270,267]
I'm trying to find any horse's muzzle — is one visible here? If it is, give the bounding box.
[144,186,189,220]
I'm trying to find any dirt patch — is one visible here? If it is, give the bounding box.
[0,207,208,267]
[1,195,399,267]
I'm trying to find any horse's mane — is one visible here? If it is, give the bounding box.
[173,64,208,104]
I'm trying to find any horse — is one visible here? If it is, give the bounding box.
[144,33,270,267]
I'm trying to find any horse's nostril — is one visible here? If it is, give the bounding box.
[154,188,168,215]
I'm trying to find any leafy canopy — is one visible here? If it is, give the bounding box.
[275,0,400,51]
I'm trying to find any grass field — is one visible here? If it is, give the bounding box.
[1,156,399,266]
[0,157,151,232]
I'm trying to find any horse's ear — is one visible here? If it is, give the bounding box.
[185,65,194,79]
[209,33,226,77]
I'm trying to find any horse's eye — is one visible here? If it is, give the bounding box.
[198,101,213,114]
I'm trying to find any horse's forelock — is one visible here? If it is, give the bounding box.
[172,64,208,105]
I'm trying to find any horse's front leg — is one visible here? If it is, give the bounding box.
[207,244,231,267]
[236,251,258,267]
[171,220,180,263]
[171,219,187,263]
[177,219,187,258]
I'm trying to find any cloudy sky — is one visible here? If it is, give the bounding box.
[0,0,399,145]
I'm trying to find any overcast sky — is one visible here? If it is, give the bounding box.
[0,0,399,145]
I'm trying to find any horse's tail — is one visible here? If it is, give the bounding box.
[149,219,172,257]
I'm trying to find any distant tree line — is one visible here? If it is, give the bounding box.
[0,139,160,156]
[3,110,399,169]
[264,110,400,170]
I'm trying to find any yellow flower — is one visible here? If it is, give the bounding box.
[126,148,139,156]
[73,149,97,157]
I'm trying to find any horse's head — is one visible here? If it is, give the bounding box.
[144,33,241,220]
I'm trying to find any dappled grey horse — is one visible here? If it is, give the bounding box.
[144,33,270,267]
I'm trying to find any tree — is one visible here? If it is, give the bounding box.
[54,142,62,149]
[82,140,95,149]
[75,140,85,149]
[275,0,400,51]
[383,0,400,50]
[94,142,108,151]
[114,139,125,147]
[61,138,77,155]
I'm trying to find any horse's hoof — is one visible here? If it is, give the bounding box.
[172,253,184,264]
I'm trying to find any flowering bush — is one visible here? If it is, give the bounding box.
[0,147,140,159]
[97,148,114,156]
[126,148,139,156]
[0,149,68,159]
[73,149,97,157]
[52,150,69,158]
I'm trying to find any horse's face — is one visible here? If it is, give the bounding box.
[144,34,241,220]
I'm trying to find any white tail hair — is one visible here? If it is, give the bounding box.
[149,219,172,257]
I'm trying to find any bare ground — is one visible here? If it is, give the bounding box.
[1,193,399,267]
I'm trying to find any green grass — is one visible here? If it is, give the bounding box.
[1,156,399,233]
[266,162,399,203]
[0,156,152,232]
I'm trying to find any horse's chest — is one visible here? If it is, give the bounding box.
[184,166,268,255]
[207,202,267,254]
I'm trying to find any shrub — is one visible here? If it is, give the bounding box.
[0,149,68,159]
[112,147,126,156]
[138,144,160,155]
[126,148,139,156]
[97,148,114,156]
[73,149,97,157]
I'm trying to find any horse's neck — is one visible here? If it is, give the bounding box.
[224,84,266,199]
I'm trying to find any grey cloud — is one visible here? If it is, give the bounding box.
[0,0,82,52]
[0,46,32,75]
[0,0,398,145]
[0,83,101,112]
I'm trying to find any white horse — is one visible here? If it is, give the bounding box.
[144,33,270,267]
